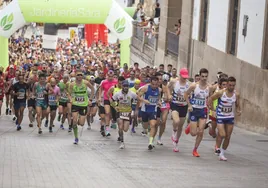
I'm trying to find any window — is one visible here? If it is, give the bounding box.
[227,0,240,55]
[199,0,209,42]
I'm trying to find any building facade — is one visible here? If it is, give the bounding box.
[130,0,268,135]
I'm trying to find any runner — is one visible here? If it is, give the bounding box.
[107,76,125,129]
[208,76,241,161]
[129,79,141,133]
[11,73,28,131]
[33,73,48,134]
[156,73,171,145]
[112,80,137,149]
[0,68,5,116]
[27,70,38,127]
[47,78,60,132]
[4,65,15,115]
[138,76,162,150]
[58,74,70,131]
[168,68,190,152]
[184,68,212,157]
[10,70,20,122]
[86,75,98,130]
[68,70,95,144]
[98,70,118,136]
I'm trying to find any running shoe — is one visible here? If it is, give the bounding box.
[57,115,61,122]
[68,127,72,133]
[171,136,178,143]
[5,108,9,115]
[157,140,163,145]
[119,142,125,149]
[215,148,221,156]
[185,125,190,135]
[38,128,42,134]
[148,144,153,151]
[90,116,94,123]
[29,123,33,127]
[9,109,11,115]
[173,145,179,152]
[73,138,79,145]
[141,131,147,136]
[87,125,91,130]
[44,120,48,127]
[49,127,53,133]
[117,137,123,142]
[13,116,17,122]
[205,119,212,129]
[131,127,136,133]
[106,131,111,137]
[60,124,64,130]
[192,150,200,157]
[219,155,227,161]
[17,125,21,131]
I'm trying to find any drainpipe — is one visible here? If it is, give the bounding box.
[188,0,195,77]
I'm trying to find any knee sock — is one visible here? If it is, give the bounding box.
[73,124,78,139]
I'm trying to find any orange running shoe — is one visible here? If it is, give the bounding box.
[192,150,200,157]
[185,124,190,135]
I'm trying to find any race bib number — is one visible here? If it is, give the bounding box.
[148,96,158,104]
[120,112,130,120]
[194,99,205,106]
[48,95,56,101]
[162,101,167,108]
[75,96,85,103]
[177,96,186,103]
[17,92,25,100]
[222,107,232,114]
[37,93,44,100]
[61,92,68,98]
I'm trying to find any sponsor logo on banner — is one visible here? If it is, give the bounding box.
[114,17,126,34]
[0,13,14,31]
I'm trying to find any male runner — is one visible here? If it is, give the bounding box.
[4,65,15,115]
[58,74,70,131]
[86,76,98,130]
[27,71,38,127]
[47,78,60,132]
[138,76,162,150]
[98,70,117,136]
[184,68,212,157]
[11,73,28,130]
[112,80,137,149]
[129,79,141,133]
[169,68,190,152]
[208,76,241,161]
[69,70,95,144]
[33,73,48,134]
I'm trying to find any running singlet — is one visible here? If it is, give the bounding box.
[191,84,209,109]
[72,81,88,107]
[130,87,138,109]
[58,82,69,103]
[36,83,47,101]
[87,84,98,103]
[209,86,220,116]
[112,90,137,113]
[216,91,236,119]
[172,81,190,106]
[48,86,60,106]
[100,79,117,100]
[13,82,28,102]
[141,85,159,113]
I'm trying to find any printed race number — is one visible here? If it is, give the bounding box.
[120,112,130,120]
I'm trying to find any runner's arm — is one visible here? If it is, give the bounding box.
[137,86,149,104]
[208,90,223,109]
[184,83,196,106]
[86,80,95,100]
[107,86,114,101]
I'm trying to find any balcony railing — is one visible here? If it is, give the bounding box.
[167,31,179,56]
[132,21,158,50]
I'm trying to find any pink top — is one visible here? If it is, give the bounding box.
[140,82,147,87]
[100,79,118,100]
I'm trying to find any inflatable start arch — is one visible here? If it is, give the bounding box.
[0,0,134,67]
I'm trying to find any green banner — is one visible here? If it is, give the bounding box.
[120,38,131,67]
[18,0,113,24]
[0,36,9,69]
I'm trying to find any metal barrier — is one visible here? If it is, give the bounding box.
[167,31,179,56]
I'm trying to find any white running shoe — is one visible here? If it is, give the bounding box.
[119,142,125,149]
[87,125,91,130]
[157,140,163,145]
[173,144,179,152]
[219,155,227,161]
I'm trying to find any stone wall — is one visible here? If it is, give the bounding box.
[191,39,268,135]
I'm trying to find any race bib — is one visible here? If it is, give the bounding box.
[48,95,56,101]
[37,93,44,100]
[194,99,205,106]
[75,96,85,103]
[17,92,25,100]
[222,106,232,114]
[120,112,130,120]
[177,96,186,102]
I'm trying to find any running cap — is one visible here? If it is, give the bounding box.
[135,79,141,84]
[122,80,129,86]
[180,68,189,78]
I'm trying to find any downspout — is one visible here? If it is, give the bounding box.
[188,0,195,77]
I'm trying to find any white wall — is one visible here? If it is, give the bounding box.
[237,0,266,67]
[207,0,229,52]
[192,0,201,40]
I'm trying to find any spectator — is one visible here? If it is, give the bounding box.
[154,3,161,18]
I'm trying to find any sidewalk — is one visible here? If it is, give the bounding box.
[0,108,268,188]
